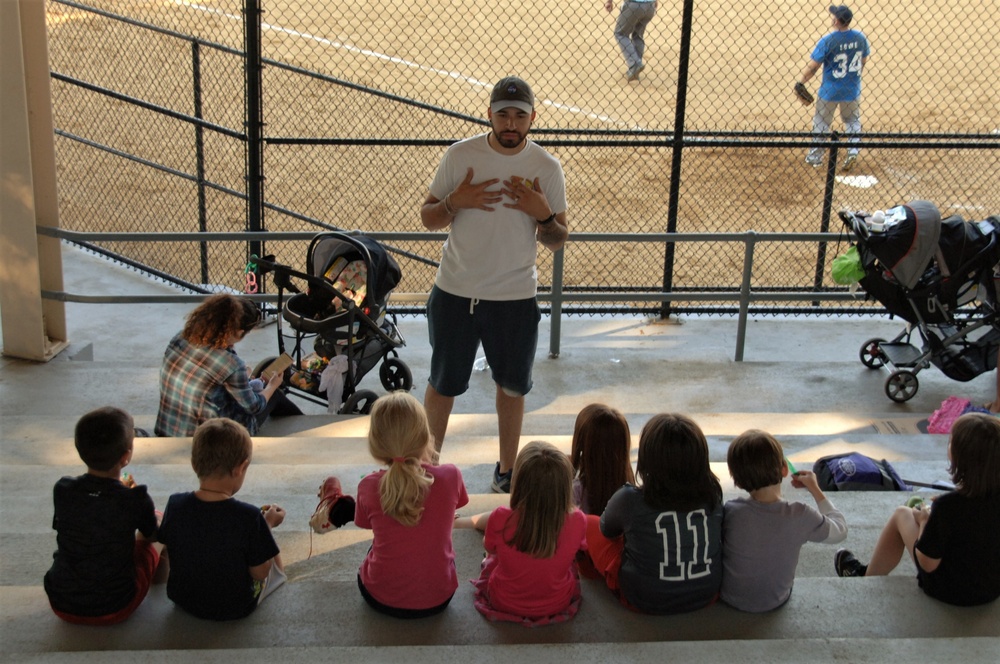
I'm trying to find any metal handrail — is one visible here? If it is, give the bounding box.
[36,226,866,360]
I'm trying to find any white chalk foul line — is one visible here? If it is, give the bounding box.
[180,1,631,127]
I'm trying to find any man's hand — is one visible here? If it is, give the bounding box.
[502,176,551,221]
[451,167,502,212]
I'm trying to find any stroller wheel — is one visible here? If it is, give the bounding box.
[341,389,378,415]
[859,338,887,369]
[379,357,413,392]
[885,370,919,403]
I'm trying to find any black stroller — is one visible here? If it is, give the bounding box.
[840,200,1000,402]
[255,232,412,414]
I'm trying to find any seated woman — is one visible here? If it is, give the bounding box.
[154,294,301,437]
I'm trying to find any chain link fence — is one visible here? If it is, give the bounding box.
[47,0,999,313]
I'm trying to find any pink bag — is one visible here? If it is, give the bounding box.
[927,396,971,434]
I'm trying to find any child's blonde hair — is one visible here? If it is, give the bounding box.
[367,392,434,526]
[949,412,1000,498]
[508,440,574,559]
[570,403,635,515]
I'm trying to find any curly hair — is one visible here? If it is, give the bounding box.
[182,294,260,349]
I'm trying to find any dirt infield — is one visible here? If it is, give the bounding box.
[45,1,998,298]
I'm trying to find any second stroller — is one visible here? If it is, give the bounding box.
[840,200,1000,402]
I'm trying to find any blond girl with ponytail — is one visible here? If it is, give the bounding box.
[354,392,469,618]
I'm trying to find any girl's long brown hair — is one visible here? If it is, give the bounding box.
[948,413,1000,498]
[570,403,635,515]
[507,440,574,558]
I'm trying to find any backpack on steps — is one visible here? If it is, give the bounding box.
[812,452,910,491]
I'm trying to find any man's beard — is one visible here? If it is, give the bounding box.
[493,129,526,149]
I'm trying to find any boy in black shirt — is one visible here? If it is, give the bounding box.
[44,407,166,624]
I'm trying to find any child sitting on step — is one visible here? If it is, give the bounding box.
[471,440,588,625]
[586,413,723,614]
[158,418,287,620]
[44,406,167,625]
[834,412,1000,606]
[570,403,636,516]
[355,392,469,618]
[721,429,847,612]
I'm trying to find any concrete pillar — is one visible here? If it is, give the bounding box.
[1,0,67,361]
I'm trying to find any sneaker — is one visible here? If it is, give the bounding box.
[626,62,645,82]
[491,462,512,494]
[309,476,356,534]
[805,155,823,168]
[834,548,868,577]
[841,153,858,172]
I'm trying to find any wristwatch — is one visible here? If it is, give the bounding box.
[536,213,556,225]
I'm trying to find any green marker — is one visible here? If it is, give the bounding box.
[785,457,798,475]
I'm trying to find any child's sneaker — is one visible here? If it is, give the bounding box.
[309,476,356,534]
[490,462,512,494]
[834,548,868,577]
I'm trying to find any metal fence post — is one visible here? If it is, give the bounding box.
[192,40,208,285]
[548,248,565,358]
[660,0,695,319]
[813,132,841,304]
[735,231,757,361]
[243,0,264,272]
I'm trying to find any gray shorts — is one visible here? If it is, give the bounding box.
[426,286,540,397]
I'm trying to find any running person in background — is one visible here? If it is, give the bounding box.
[606,0,658,82]
[799,5,870,171]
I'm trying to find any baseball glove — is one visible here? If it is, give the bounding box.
[794,82,814,106]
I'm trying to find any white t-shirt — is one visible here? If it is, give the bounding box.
[429,134,567,300]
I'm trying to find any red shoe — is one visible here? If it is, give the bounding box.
[309,476,355,534]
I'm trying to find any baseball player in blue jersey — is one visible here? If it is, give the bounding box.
[799,5,870,171]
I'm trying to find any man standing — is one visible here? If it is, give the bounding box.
[799,5,870,171]
[420,76,568,493]
[606,0,658,82]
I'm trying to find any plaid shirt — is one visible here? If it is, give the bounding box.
[154,333,265,436]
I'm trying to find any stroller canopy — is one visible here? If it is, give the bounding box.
[864,200,941,289]
[310,233,402,305]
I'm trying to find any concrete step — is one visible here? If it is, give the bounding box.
[3,640,999,664]
[3,576,998,656]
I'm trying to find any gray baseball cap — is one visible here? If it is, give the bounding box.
[829,5,853,24]
[490,77,534,114]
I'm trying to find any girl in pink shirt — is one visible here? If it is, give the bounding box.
[355,392,469,618]
[471,440,588,625]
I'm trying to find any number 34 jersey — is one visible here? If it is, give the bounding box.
[812,29,871,102]
[600,485,723,614]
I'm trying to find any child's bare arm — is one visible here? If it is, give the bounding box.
[249,558,273,581]
[912,505,941,572]
[454,511,489,531]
